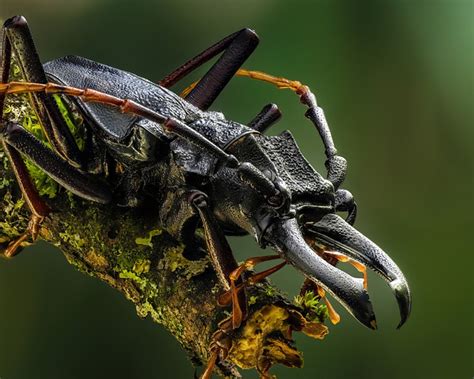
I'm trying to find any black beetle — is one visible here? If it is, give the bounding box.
[0,16,411,378]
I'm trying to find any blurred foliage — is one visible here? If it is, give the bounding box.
[0,1,472,378]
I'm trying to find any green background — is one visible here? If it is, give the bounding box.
[0,1,472,378]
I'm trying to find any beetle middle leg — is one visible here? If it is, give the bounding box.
[189,191,246,377]
[0,121,112,257]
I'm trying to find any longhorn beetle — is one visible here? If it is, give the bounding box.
[0,16,411,378]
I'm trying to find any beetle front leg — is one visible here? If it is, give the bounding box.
[2,16,83,167]
[335,188,357,225]
[217,256,286,313]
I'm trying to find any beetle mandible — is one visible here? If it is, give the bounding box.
[0,16,411,378]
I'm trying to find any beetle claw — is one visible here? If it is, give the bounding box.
[2,214,44,258]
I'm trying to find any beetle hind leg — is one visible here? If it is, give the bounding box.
[0,140,50,257]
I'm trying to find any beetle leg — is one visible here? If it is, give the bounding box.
[199,317,238,379]
[189,191,246,378]
[0,121,112,257]
[217,257,285,311]
[335,188,357,225]
[0,140,50,257]
[0,125,112,256]
[1,122,112,204]
[247,103,282,133]
[2,16,83,167]
[190,191,247,325]
[160,28,259,110]
[183,68,348,189]
[0,33,50,257]
[225,255,282,329]
[189,191,248,320]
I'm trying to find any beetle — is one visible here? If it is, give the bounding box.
[0,16,411,378]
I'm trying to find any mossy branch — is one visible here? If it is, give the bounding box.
[0,156,331,377]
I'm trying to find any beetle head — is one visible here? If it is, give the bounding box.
[212,132,411,329]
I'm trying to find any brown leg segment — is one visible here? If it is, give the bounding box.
[190,198,287,378]
[0,28,51,257]
[1,141,50,257]
[199,317,235,379]
[218,258,286,308]
[192,198,247,325]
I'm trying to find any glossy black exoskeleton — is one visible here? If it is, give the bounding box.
[0,16,411,377]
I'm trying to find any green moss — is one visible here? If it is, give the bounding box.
[119,270,148,289]
[0,192,27,242]
[294,291,329,323]
[158,244,209,279]
[248,296,258,305]
[133,259,151,274]
[135,301,185,339]
[136,301,157,319]
[135,228,162,248]
[53,95,86,151]
[115,247,149,273]
[59,231,86,250]
[0,177,11,190]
